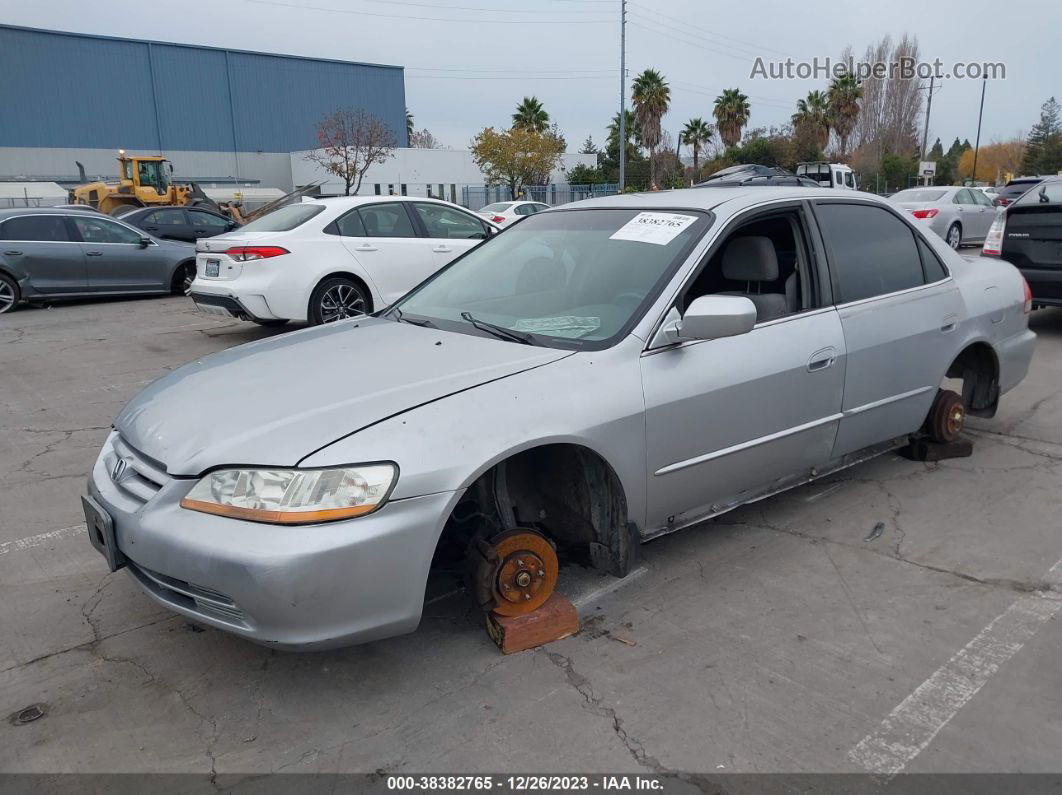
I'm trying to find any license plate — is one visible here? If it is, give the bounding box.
[205,258,220,277]
[193,301,233,318]
[81,494,126,572]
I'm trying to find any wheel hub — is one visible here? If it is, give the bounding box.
[473,529,559,616]
[947,404,965,435]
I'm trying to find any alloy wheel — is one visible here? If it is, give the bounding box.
[947,225,961,249]
[182,266,195,296]
[319,283,366,323]
[0,279,15,314]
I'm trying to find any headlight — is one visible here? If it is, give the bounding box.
[179,464,397,524]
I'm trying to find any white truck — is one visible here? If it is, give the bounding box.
[796,162,858,190]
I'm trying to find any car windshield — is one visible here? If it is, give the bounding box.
[893,189,947,202]
[1013,180,1062,207]
[393,208,711,350]
[238,203,325,233]
[481,203,513,213]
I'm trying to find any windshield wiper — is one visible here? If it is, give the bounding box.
[460,311,533,345]
[390,307,436,328]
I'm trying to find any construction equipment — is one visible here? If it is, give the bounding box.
[69,150,323,223]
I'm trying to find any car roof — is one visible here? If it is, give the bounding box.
[0,206,103,219]
[562,186,882,214]
[307,195,460,208]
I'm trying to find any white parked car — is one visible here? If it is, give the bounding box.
[188,197,498,325]
[476,200,551,227]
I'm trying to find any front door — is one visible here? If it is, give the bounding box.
[410,202,491,270]
[0,214,86,294]
[71,216,170,292]
[811,201,964,457]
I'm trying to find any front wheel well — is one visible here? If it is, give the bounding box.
[432,444,636,581]
[945,342,1000,418]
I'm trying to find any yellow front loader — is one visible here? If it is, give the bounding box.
[69,150,209,216]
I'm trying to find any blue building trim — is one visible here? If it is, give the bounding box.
[0,24,407,152]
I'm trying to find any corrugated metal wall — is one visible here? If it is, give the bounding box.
[0,25,407,153]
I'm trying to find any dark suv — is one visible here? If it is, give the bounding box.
[696,164,823,188]
[994,177,1048,207]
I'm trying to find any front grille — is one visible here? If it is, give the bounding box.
[106,435,168,505]
[127,559,249,628]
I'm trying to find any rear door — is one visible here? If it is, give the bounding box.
[140,208,192,242]
[812,200,963,457]
[336,202,434,304]
[967,189,996,240]
[71,215,171,292]
[0,214,86,294]
[409,202,491,269]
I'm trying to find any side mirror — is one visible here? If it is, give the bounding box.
[658,295,757,345]
[138,236,151,248]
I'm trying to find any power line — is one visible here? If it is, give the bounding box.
[357,0,608,14]
[627,2,795,59]
[627,12,764,61]
[244,0,611,23]
[627,16,758,63]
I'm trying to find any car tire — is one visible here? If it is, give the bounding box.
[923,388,965,443]
[946,223,962,249]
[251,318,289,327]
[171,262,196,296]
[0,272,20,314]
[308,277,371,326]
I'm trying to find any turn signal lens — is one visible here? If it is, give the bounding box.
[1023,279,1033,314]
[225,246,289,261]
[911,208,939,219]
[180,464,397,524]
[982,214,1006,257]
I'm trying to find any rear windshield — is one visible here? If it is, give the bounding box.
[481,203,513,213]
[238,203,325,233]
[1000,180,1041,198]
[892,189,947,202]
[1013,181,1062,207]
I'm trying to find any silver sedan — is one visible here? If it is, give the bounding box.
[84,187,1036,650]
[890,186,999,249]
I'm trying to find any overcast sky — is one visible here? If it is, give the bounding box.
[3,0,1058,154]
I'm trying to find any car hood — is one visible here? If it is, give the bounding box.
[115,317,571,475]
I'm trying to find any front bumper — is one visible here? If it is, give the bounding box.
[87,432,460,650]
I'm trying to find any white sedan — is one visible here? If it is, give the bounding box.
[476,200,550,227]
[189,196,497,326]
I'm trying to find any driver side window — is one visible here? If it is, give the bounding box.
[679,210,818,324]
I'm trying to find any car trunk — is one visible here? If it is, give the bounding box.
[1001,200,1062,302]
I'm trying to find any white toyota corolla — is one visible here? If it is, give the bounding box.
[188,196,498,326]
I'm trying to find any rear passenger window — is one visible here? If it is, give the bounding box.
[916,235,948,282]
[360,203,416,238]
[144,210,185,226]
[814,203,925,303]
[2,215,70,241]
[334,210,367,237]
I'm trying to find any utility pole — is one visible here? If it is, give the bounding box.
[920,75,934,161]
[618,0,627,191]
[971,76,987,187]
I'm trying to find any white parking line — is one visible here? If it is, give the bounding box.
[0,524,86,556]
[848,558,1062,775]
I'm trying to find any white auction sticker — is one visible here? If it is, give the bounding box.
[609,212,697,246]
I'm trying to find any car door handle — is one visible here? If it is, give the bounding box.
[145,226,159,231]
[940,314,958,333]
[432,245,452,253]
[2,250,22,255]
[354,244,377,252]
[86,251,103,257]
[806,347,836,372]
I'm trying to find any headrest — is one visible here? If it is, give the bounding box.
[722,236,779,282]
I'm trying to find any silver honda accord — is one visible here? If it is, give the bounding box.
[84,187,1036,650]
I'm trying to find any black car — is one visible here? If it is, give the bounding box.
[695,163,822,188]
[118,205,238,243]
[986,177,1062,307]
[993,176,1048,207]
[0,208,196,314]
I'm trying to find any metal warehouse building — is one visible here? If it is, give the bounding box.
[0,25,407,190]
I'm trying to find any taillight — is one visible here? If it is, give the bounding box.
[1023,278,1033,314]
[982,214,1006,257]
[911,208,939,219]
[490,215,505,223]
[225,246,289,262]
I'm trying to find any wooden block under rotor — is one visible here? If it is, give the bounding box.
[899,437,974,462]
[486,593,579,654]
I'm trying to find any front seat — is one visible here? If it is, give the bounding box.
[721,236,788,322]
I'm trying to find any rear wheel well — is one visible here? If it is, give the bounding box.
[309,272,374,314]
[170,259,195,294]
[432,444,636,581]
[945,342,999,418]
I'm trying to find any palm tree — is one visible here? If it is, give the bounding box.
[792,90,831,151]
[512,96,549,134]
[406,108,414,142]
[680,117,713,174]
[827,73,862,160]
[713,88,750,149]
[631,68,671,187]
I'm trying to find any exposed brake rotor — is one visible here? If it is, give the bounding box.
[470,529,559,616]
